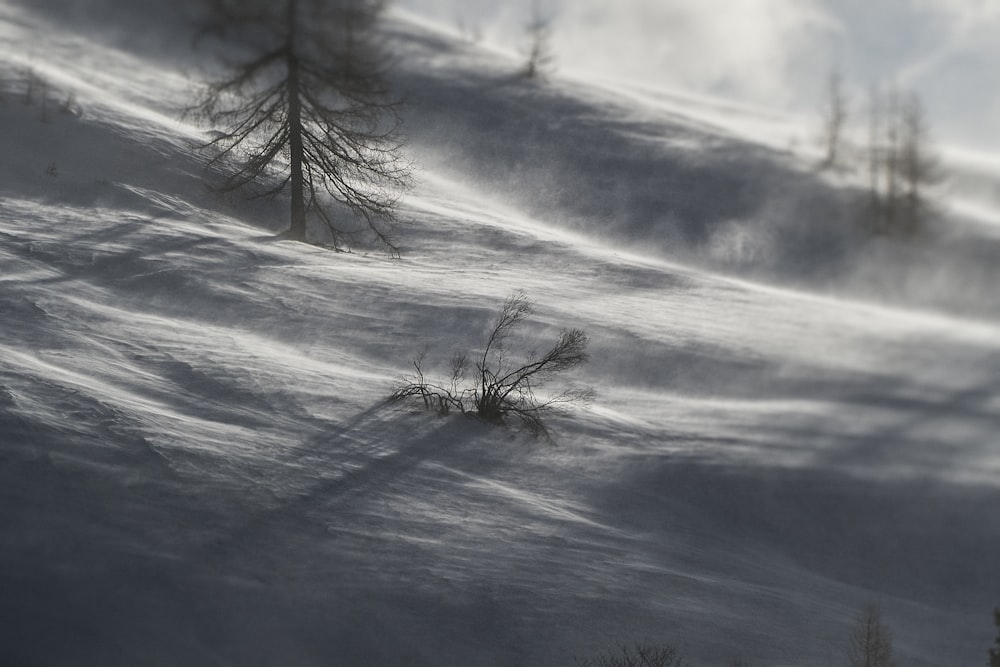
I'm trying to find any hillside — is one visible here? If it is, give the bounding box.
[2,2,999,665]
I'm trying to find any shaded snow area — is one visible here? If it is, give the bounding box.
[2,3,999,666]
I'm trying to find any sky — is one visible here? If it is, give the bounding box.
[394,0,1000,153]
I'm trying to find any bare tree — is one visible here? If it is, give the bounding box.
[189,0,410,250]
[390,290,594,438]
[864,85,940,236]
[522,0,555,80]
[19,67,60,123]
[866,83,883,227]
[576,643,690,667]
[847,603,895,667]
[22,66,37,106]
[896,92,942,234]
[820,69,849,169]
[868,85,902,232]
[990,607,1000,667]
[885,89,901,229]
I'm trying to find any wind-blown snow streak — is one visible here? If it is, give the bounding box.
[1,4,999,667]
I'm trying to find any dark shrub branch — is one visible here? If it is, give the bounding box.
[390,291,594,438]
[576,643,691,667]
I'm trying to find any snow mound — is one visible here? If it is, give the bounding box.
[1,3,999,666]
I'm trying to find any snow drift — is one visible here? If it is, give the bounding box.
[1,2,998,666]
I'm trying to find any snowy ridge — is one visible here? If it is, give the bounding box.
[2,2,999,666]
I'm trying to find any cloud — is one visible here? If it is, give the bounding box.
[891,1,1000,149]
[555,0,839,107]
[912,0,1000,31]
[395,0,1000,151]
[396,0,840,106]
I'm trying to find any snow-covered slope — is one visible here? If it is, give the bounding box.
[2,3,999,666]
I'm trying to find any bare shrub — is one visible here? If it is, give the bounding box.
[390,290,593,438]
[576,643,691,667]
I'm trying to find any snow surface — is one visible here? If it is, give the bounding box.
[2,2,999,666]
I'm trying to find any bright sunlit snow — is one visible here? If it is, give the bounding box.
[2,1,998,666]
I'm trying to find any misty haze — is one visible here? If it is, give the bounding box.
[1,1,998,666]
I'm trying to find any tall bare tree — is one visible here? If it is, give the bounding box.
[867,83,883,227]
[190,0,410,251]
[865,85,940,235]
[990,607,1000,667]
[896,92,942,234]
[847,603,895,667]
[820,69,849,169]
[522,0,555,79]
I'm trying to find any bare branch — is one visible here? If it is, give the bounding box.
[389,291,593,439]
[576,642,690,667]
[847,603,895,667]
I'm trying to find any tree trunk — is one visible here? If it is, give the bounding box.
[867,87,882,232]
[884,89,899,233]
[286,0,307,242]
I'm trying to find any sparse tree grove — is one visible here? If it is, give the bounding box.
[576,604,905,666]
[865,85,941,236]
[818,73,942,236]
[820,69,849,170]
[190,0,410,250]
[847,603,896,667]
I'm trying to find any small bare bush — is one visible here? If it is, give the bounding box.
[390,290,594,438]
[576,643,691,667]
[819,68,849,170]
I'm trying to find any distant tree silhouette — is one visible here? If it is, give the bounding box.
[819,69,849,170]
[864,85,941,236]
[22,66,37,106]
[522,0,555,79]
[990,607,1000,667]
[896,92,941,232]
[189,0,410,250]
[21,67,52,122]
[847,603,895,667]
